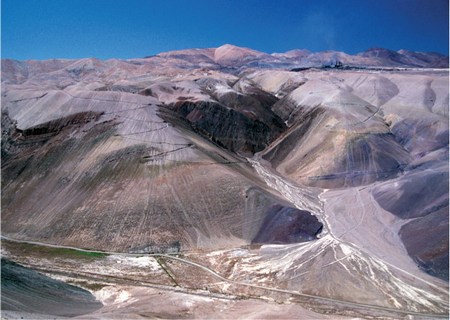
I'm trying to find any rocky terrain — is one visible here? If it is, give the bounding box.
[1,44,449,318]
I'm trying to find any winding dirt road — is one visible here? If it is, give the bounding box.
[2,235,448,318]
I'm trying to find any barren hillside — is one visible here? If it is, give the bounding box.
[1,45,448,318]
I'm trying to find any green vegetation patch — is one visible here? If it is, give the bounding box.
[2,239,108,260]
[45,247,108,259]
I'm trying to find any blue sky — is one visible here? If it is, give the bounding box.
[2,0,449,60]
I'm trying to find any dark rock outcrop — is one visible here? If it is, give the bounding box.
[252,205,323,244]
[399,206,449,281]
[1,112,21,161]
[166,100,284,155]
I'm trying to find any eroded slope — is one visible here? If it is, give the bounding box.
[1,50,448,317]
[1,86,318,252]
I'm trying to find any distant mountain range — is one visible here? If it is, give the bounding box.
[151,44,449,69]
[2,44,448,85]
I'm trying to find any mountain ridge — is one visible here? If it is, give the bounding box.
[4,43,449,68]
[1,41,448,317]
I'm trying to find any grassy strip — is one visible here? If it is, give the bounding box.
[2,239,108,260]
[43,247,108,259]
